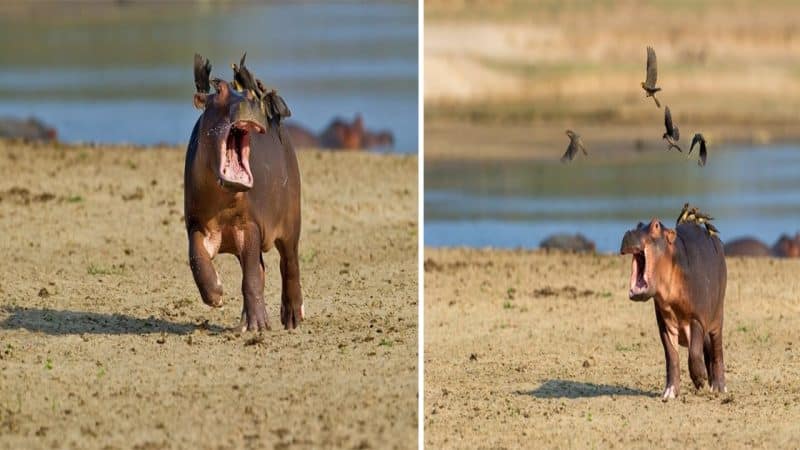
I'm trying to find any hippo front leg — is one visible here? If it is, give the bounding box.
[189,230,223,307]
[655,306,680,401]
[238,227,269,332]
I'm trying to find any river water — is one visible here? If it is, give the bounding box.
[0,2,418,152]
[425,146,800,252]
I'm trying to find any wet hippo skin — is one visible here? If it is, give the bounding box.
[620,219,727,400]
[185,54,303,331]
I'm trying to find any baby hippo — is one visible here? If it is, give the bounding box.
[620,219,727,400]
[185,54,303,331]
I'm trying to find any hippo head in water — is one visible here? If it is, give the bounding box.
[620,218,677,302]
[773,233,800,257]
[192,54,269,192]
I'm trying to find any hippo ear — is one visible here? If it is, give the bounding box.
[665,229,677,244]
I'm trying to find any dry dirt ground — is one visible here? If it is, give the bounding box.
[0,142,418,449]
[424,248,800,448]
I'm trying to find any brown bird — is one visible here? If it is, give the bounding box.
[641,46,662,108]
[662,106,682,152]
[689,133,708,167]
[676,202,691,226]
[561,130,588,162]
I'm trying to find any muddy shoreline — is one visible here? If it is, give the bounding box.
[424,247,800,448]
[0,142,418,449]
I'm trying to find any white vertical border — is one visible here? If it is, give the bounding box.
[417,0,425,447]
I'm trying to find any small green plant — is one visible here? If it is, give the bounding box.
[44,359,52,370]
[379,338,393,347]
[67,195,83,203]
[503,301,514,309]
[300,249,317,264]
[97,367,106,379]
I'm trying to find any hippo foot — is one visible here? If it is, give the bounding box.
[239,304,270,332]
[710,382,727,394]
[661,385,678,402]
[280,302,304,330]
[201,282,224,308]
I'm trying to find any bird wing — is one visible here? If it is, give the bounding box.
[646,46,658,86]
[194,53,212,93]
[673,126,679,141]
[698,139,707,166]
[689,134,701,155]
[577,138,588,155]
[664,106,674,136]
[561,139,578,162]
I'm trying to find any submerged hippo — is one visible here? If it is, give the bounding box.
[0,116,57,142]
[319,114,394,150]
[724,234,800,258]
[724,237,771,257]
[620,218,727,400]
[185,53,303,331]
[772,233,800,258]
[539,233,595,253]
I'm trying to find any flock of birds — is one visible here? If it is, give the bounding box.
[677,202,719,236]
[561,46,708,166]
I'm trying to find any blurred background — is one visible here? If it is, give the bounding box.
[0,1,418,152]
[424,0,800,252]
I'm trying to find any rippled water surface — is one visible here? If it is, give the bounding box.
[425,146,800,252]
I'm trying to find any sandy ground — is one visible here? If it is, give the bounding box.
[425,1,800,161]
[0,141,418,449]
[424,247,800,448]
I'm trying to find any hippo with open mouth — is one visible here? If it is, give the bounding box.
[620,218,727,400]
[184,53,302,331]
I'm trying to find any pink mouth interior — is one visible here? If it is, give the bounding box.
[629,249,649,297]
[219,121,261,189]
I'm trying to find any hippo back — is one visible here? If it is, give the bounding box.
[674,223,727,314]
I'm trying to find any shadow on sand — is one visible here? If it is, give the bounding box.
[0,306,226,335]
[517,379,657,399]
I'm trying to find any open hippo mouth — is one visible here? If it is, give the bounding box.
[621,236,652,301]
[218,120,265,191]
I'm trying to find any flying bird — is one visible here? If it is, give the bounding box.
[641,46,662,108]
[662,106,682,152]
[689,133,708,166]
[561,130,588,162]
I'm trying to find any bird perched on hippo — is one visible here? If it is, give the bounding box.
[185,53,303,332]
[619,207,727,401]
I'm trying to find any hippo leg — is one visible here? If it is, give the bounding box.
[655,306,680,401]
[276,238,303,330]
[709,329,727,393]
[688,319,708,389]
[703,333,713,387]
[189,230,223,307]
[237,227,269,332]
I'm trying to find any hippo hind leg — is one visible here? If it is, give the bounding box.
[276,237,303,330]
[709,329,727,393]
[238,227,270,332]
[703,333,713,387]
[688,320,708,390]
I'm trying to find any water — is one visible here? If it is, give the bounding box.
[425,146,800,252]
[0,2,418,152]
